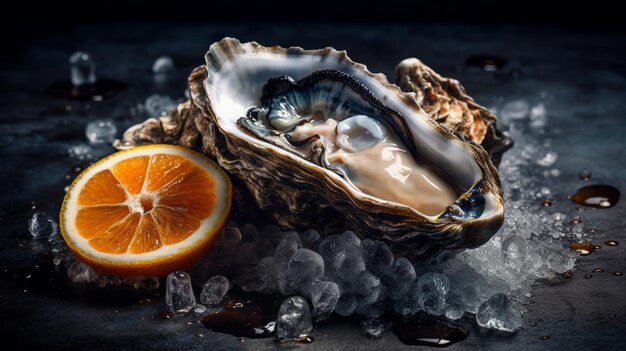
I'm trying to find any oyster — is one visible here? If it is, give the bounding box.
[117,38,505,256]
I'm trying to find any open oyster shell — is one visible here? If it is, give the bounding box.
[116,38,505,256]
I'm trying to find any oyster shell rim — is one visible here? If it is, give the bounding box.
[200,37,503,222]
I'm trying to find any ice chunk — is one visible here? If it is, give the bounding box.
[69,51,96,87]
[165,271,196,313]
[363,240,393,276]
[152,56,175,74]
[416,273,450,315]
[501,100,529,122]
[319,232,365,278]
[352,270,382,305]
[536,150,558,167]
[145,94,177,117]
[276,296,313,340]
[232,264,268,292]
[273,237,300,294]
[193,304,207,314]
[381,258,416,300]
[335,293,357,316]
[287,249,325,287]
[200,275,230,306]
[501,235,527,261]
[68,144,93,160]
[299,229,321,249]
[28,212,58,239]
[476,293,522,332]
[305,278,340,321]
[361,318,392,338]
[529,103,547,128]
[444,289,467,320]
[67,261,98,283]
[85,119,117,144]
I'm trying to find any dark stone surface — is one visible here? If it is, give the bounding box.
[1,23,625,350]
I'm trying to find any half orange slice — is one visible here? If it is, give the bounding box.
[60,144,232,277]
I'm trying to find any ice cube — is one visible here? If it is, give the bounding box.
[361,318,392,338]
[299,229,321,249]
[232,264,267,293]
[501,235,527,261]
[165,271,196,313]
[85,119,117,144]
[352,270,382,304]
[67,261,97,283]
[416,273,450,315]
[363,240,394,276]
[319,232,365,279]
[536,150,558,167]
[144,94,177,117]
[276,296,313,340]
[68,144,93,160]
[69,51,96,87]
[200,275,230,306]
[305,278,340,321]
[274,237,300,294]
[501,100,529,122]
[334,293,357,316]
[287,249,325,287]
[381,258,416,300]
[193,304,207,314]
[444,289,467,320]
[476,293,522,332]
[28,212,58,239]
[152,56,175,74]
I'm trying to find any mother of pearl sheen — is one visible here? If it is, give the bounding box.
[289,115,457,216]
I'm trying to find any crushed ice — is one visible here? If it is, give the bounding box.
[50,96,592,335]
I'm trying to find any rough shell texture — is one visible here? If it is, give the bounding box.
[116,38,504,256]
[395,58,512,165]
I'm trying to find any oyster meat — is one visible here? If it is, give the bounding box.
[117,38,505,256]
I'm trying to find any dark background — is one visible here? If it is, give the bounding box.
[1,1,625,350]
[1,0,624,61]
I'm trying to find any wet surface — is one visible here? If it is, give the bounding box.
[1,23,626,350]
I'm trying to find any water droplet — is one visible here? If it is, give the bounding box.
[584,274,593,279]
[593,268,604,273]
[542,199,553,207]
[391,313,469,347]
[202,293,281,338]
[609,314,616,318]
[530,323,537,327]
[562,271,573,279]
[69,51,97,87]
[595,245,602,250]
[605,240,619,246]
[579,171,592,181]
[572,185,620,209]
[613,272,623,277]
[541,335,551,340]
[569,242,596,256]
[569,217,582,225]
